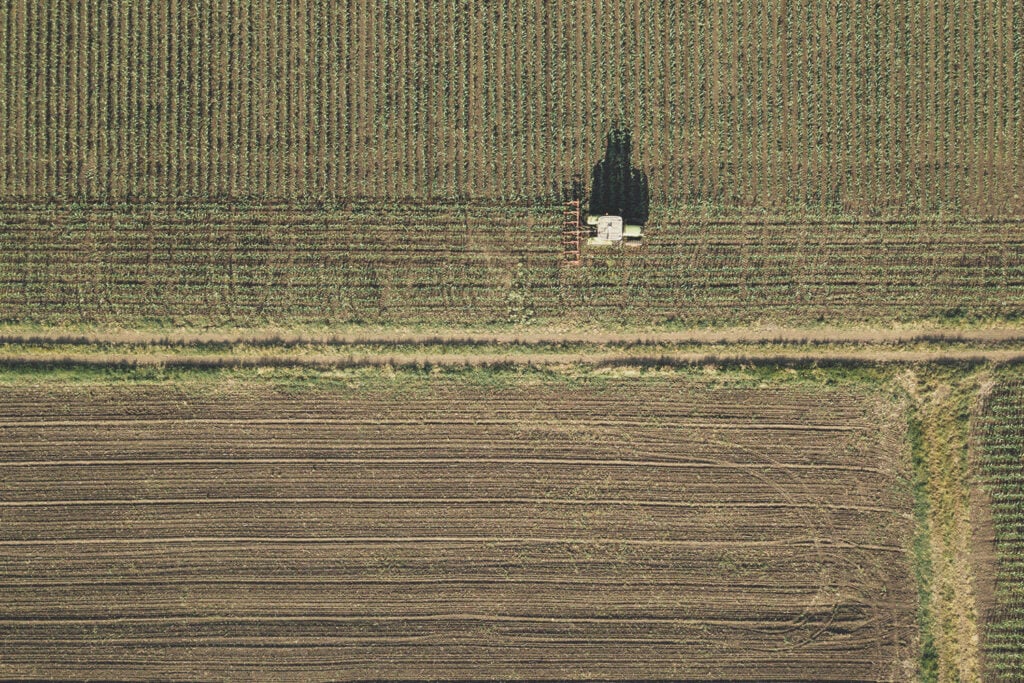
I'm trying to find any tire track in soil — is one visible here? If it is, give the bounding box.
[0,381,919,680]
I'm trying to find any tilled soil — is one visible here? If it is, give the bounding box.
[1,379,919,681]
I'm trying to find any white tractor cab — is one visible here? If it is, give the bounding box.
[586,214,643,247]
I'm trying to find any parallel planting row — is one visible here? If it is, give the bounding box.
[975,379,1024,682]
[0,375,918,680]
[1,202,1023,327]
[1,0,1021,211]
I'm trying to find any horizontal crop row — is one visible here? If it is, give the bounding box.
[2,203,1023,326]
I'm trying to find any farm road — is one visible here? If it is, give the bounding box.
[3,325,1024,368]
[4,348,1024,370]
[3,324,1024,348]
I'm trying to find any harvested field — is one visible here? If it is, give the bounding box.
[2,202,1024,327]
[1,375,919,680]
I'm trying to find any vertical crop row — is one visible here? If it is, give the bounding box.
[0,1,1020,209]
[976,381,1024,682]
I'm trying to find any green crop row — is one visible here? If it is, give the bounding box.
[976,379,1024,682]
[1,0,1021,212]
[2,202,1024,329]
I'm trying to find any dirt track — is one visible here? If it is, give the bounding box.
[2,325,1023,372]
[1,380,918,681]
[2,348,1024,370]
[3,324,1024,347]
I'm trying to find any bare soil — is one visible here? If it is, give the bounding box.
[4,324,1024,348]
[0,379,919,680]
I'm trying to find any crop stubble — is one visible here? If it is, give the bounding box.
[1,378,917,680]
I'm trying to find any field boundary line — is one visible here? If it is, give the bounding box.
[4,325,1024,347]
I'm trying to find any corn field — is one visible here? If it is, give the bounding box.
[976,380,1024,682]
[1,0,1022,213]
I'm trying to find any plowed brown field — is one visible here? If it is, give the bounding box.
[1,378,918,680]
